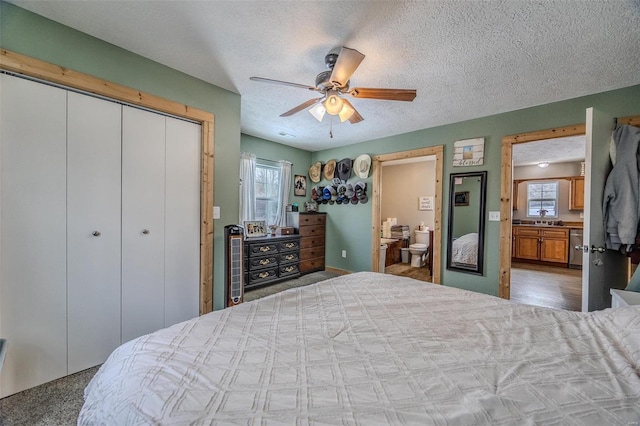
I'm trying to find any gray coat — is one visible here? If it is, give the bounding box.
[603,125,640,250]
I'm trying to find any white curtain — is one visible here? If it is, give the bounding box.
[239,152,256,224]
[275,160,292,227]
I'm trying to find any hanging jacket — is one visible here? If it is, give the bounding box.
[603,125,640,250]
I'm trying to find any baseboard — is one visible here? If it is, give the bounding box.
[325,267,351,276]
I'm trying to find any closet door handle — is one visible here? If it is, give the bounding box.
[92,231,101,237]
[142,229,150,235]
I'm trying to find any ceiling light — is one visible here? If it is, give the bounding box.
[324,91,343,115]
[537,161,549,168]
[338,102,355,122]
[309,103,326,122]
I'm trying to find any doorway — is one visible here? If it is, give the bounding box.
[510,136,586,310]
[498,123,586,301]
[371,146,444,284]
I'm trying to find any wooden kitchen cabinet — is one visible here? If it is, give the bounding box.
[513,226,569,265]
[569,176,584,210]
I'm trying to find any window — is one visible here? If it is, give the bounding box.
[255,162,281,225]
[526,181,558,218]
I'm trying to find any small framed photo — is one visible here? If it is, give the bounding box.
[454,191,469,206]
[244,220,267,237]
[294,174,306,196]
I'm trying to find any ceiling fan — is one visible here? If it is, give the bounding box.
[250,47,416,124]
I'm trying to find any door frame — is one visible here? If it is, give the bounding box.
[500,116,640,301]
[499,124,585,299]
[371,146,444,284]
[0,50,215,314]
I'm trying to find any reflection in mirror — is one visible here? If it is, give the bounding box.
[447,171,487,275]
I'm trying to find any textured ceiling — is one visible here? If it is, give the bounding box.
[10,0,640,152]
[512,135,585,166]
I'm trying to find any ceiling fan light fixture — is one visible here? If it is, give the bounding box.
[324,92,344,115]
[338,102,355,122]
[309,103,326,122]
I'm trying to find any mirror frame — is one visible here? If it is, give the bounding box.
[447,171,487,275]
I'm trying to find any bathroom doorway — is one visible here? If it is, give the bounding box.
[371,146,444,284]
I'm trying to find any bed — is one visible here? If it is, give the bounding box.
[451,232,479,266]
[79,272,640,424]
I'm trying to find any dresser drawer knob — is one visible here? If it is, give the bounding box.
[259,272,270,278]
[259,259,270,265]
[259,246,271,252]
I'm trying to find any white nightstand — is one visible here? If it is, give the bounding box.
[610,289,640,309]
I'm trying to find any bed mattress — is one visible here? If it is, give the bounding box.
[79,272,640,424]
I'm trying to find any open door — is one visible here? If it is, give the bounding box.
[581,107,628,311]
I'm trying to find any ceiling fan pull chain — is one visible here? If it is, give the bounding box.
[330,116,334,138]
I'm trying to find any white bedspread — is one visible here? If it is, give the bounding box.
[80,272,640,425]
[452,232,478,266]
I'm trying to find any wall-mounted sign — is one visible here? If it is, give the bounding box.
[453,137,484,166]
[419,196,434,211]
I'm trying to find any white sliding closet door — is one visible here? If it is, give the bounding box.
[121,106,166,343]
[165,118,201,325]
[67,92,122,373]
[0,75,68,397]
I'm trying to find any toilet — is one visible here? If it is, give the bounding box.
[409,229,430,267]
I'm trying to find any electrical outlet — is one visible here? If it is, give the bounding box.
[489,211,500,221]
[341,250,347,258]
[213,206,220,219]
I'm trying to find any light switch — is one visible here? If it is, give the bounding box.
[489,211,500,221]
[213,206,220,219]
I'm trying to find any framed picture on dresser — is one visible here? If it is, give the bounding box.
[244,220,266,237]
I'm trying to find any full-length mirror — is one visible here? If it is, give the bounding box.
[447,171,487,275]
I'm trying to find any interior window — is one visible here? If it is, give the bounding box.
[526,181,558,218]
[255,162,280,225]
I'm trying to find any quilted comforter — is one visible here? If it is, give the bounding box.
[79,272,640,425]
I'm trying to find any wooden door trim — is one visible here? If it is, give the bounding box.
[372,146,443,284]
[1,49,215,314]
[499,124,585,299]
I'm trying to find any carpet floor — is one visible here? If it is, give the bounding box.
[0,271,338,425]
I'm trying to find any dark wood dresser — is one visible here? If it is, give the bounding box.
[296,213,326,274]
[244,234,300,289]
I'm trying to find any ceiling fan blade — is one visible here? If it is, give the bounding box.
[250,76,318,91]
[342,98,364,124]
[330,47,365,88]
[349,87,417,101]
[280,98,323,117]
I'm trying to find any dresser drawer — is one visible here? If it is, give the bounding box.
[279,240,300,252]
[247,268,277,284]
[300,214,326,226]
[280,251,299,264]
[300,236,325,249]
[299,225,324,237]
[300,246,325,260]
[279,263,300,277]
[248,255,278,270]
[248,242,278,255]
[299,258,325,273]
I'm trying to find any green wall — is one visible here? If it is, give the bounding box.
[0,2,241,310]
[312,85,640,295]
[240,135,313,207]
[5,1,640,301]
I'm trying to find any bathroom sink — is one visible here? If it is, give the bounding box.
[381,238,399,244]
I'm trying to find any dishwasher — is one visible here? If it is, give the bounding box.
[569,228,583,269]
